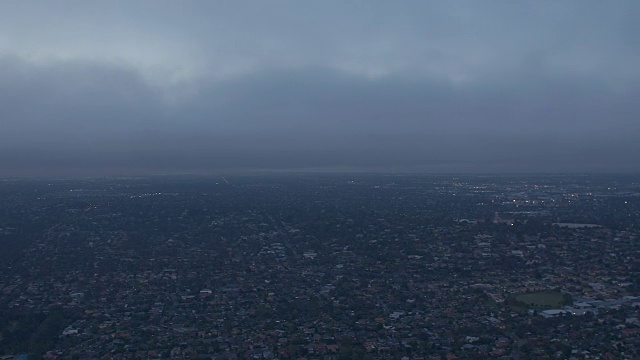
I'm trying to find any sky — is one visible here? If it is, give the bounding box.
[1,0,639,176]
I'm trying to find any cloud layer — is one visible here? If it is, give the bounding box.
[1,1,638,175]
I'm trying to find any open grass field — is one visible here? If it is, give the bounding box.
[513,291,567,308]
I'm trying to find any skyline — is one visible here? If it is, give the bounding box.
[1,1,639,176]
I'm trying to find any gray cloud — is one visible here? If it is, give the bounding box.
[0,1,638,175]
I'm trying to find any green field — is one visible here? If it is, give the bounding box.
[513,291,569,308]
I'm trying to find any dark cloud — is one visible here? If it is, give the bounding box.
[1,56,638,175]
[0,1,638,175]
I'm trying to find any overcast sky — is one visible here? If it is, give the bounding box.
[1,1,638,176]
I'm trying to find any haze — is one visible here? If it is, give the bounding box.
[1,1,639,176]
